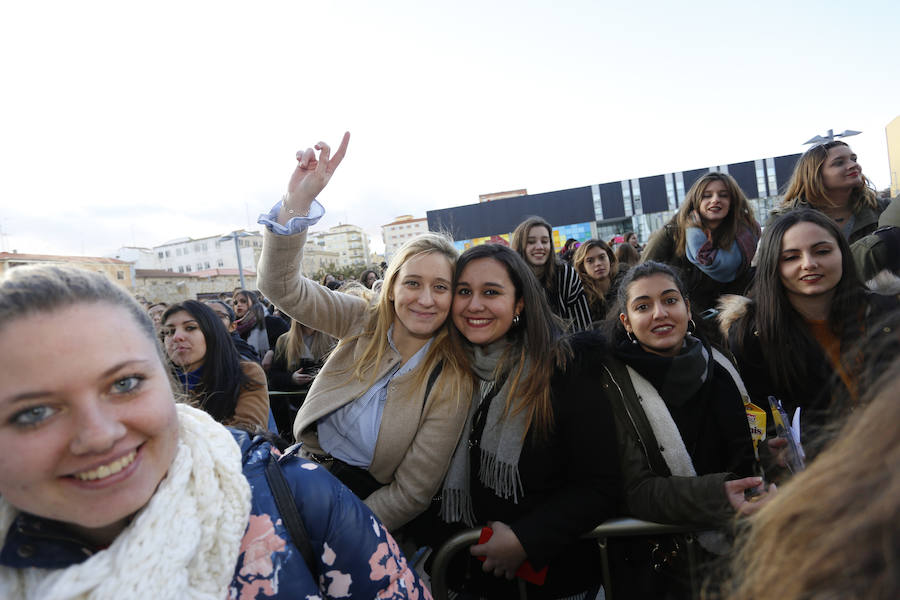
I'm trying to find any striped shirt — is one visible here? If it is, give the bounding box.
[548,262,592,332]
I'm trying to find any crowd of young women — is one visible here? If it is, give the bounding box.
[2,134,896,599]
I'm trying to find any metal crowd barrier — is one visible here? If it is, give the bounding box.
[430,518,699,600]
[268,390,308,398]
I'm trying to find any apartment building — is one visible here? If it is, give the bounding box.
[150,230,262,275]
[301,238,341,275]
[309,224,371,268]
[381,215,429,263]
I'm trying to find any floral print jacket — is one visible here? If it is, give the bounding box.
[0,430,431,600]
[231,430,431,599]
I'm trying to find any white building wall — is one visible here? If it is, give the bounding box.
[382,217,429,263]
[152,232,262,274]
[309,224,371,268]
[113,247,160,269]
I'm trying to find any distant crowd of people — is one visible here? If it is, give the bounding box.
[1,132,898,599]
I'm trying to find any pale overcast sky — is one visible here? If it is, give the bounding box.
[1,0,898,257]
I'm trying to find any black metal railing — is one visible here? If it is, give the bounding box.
[429,518,699,600]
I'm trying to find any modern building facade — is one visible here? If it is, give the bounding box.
[381,215,428,263]
[427,153,802,252]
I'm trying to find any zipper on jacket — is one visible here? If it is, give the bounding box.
[602,363,653,466]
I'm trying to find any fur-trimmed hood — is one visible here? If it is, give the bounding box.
[715,272,899,340]
[716,294,752,340]
[867,270,900,296]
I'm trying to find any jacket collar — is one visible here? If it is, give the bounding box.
[0,512,98,570]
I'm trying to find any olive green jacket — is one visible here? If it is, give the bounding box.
[581,345,736,528]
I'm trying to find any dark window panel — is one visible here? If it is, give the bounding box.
[638,175,668,213]
[728,160,759,199]
[598,181,625,219]
[682,169,709,196]
[774,154,801,195]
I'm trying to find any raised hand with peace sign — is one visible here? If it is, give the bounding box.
[278,131,350,226]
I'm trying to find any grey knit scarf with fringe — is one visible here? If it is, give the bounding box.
[439,338,529,526]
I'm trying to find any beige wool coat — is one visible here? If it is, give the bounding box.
[257,229,470,530]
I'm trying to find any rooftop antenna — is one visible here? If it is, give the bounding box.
[803,129,861,145]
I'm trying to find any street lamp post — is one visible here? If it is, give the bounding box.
[803,129,861,146]
[219,230,251,290]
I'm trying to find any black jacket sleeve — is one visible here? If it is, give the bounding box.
[509,356,622,567]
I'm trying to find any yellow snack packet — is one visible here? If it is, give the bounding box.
[745,399,767,453]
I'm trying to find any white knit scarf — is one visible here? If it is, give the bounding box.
[0,404,252,599]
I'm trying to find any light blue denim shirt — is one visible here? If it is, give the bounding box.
[257,198,325,235]
[317,328,434,468]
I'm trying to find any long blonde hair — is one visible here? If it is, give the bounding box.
[337,232,469,403]
[781,140,879,213]
[673,172,759,257]
[275,319,336,371]
[720,358,900,600]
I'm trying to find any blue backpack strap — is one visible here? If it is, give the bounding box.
[264,453,316,575]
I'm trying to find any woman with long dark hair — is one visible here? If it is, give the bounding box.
[581,261,766,598]
[359,268,379,289]
[511,216,592,331]
[642,172,761,314]
[719,209,899,457]
[572,238,621,323]
[162,300,269,431]
[232,289,269,358]
[432,243,619,599]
